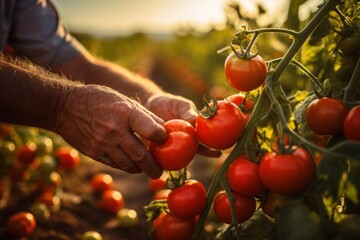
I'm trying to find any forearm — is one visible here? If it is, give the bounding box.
[53,52,164,105]
[0,56,80,131]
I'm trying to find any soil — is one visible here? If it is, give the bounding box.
[0,155,215,240]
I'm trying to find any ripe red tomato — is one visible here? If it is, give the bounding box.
[343,105,360,141]
[148,172,168,193]
[153,189,171,200]
[259,146,315,196]
[306,97,349,135]
[167,180,206,219]
[213,191,256,224]
[224,52,267,92]
[16,143,37,165]
[196,100,246,150]
[90,173,114,193]
[54,147,80,171]
[228,93,254,124]
[99,189,125,214]
[149,119,198,171]
[5,212,36,238]
[153,212,197,240]
[226,155,265,196]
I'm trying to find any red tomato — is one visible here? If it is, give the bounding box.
[259,146,315,196]
[306,97,349,135]
[153,189,171,200]
[148,172,168,193]
[224,52,267,92]
[99,189,125,214]
[16,143,37,165]
[5,212,36,238]
[90,173,114,193]
[226,155,265,196]
[167,180,206,219]
[196,100,246,150]
[227,93,253,111]
[153,212,197,240]
[149,119,198,171]
[54,147,80,171]
[213,191,256,224]
[343,105,360,141]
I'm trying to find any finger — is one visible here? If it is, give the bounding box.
[197,144,222,158]
[106,148,143,174]
[128,107,167,144]
[119,132,163,179]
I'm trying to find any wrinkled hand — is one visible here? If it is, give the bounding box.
[145,93,221,158]
[54,85,167,179]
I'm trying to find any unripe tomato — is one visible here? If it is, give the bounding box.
[82,231,103,240]
[343,105,360,141]
[5,212,36,238]
[99,189,125,214]
[116,208,139,227]
[224,52,267,92]
[306,97,348,135]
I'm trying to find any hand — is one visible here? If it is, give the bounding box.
[54,84,167,179]
[145,93,221,158]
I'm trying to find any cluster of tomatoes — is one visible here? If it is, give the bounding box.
[0,125,138,239]
[306,97,360,142]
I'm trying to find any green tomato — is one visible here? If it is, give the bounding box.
[28,202,51,222]
[82,231,103,240]
[116,208,139,227]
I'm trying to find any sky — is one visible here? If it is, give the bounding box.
[51,0,321,37]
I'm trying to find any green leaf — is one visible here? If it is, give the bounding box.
[293,94,317,124]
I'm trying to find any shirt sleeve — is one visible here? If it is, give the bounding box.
[9,0,84,68]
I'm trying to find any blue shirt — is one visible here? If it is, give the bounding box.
[0,0,82,68]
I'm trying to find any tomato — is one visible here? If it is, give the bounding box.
[306,97,349,135]
[99,189,125,214]
[28,202,51,222]
[148,172,168,193]
[90,173,114,193]
[82,231,103,240]
[228,93,254,124]
[116,208,139,227]
[153,212,197,240]
[5,212,36,238]
[214,191,255,224]
[149,119,198,171]
[35,171,62,193]
[259,146,315,196]
[196,100,246,150]
[36,192,61,212]
[167,180,206,219]
[153,189,171,200]
[343,105,360,141]
[224,52,267,92]
[54,147,80,171]
[261,191,290,218]
[226,155,265,196]
[16,143,37,165]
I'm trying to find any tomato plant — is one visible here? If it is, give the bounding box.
[167,180,207,219]
[226,155,265,196]
[227,93,254,123]
[196,99,246,150]
[224,52,267,92]
[259,146,315,196]
[213,191,256,224]
[306,97,349,136]
[343,105,360,141]
[5,212,36,238]
[149,119,198,170]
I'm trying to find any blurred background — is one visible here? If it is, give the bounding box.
[51,0,322,106]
